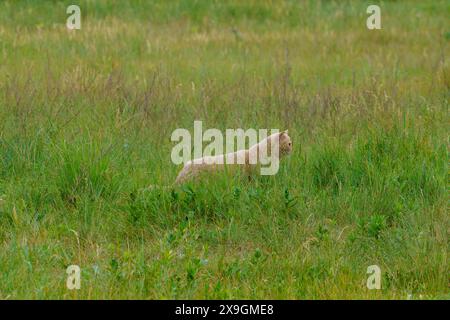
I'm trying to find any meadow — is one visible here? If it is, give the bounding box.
[0,0,448,299]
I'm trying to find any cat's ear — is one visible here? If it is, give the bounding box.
[280,130,288,136]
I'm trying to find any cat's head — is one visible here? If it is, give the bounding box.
[279,130,292,155]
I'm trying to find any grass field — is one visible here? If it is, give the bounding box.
[0,0,448,299]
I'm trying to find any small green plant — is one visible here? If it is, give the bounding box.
[358,214,388,239]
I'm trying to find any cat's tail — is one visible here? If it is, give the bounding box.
[142,162,191,192]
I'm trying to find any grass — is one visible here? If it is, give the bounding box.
[0,0,448,299]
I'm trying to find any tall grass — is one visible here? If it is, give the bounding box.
[0,0,448,299]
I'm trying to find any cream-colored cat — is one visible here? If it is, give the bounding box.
[174,130,292,185]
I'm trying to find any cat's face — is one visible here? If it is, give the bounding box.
[279,130,292,155]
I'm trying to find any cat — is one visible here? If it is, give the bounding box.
[144,130,292,191]
[174,130,292,185]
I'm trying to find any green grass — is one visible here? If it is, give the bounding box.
[0,0,448,299]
